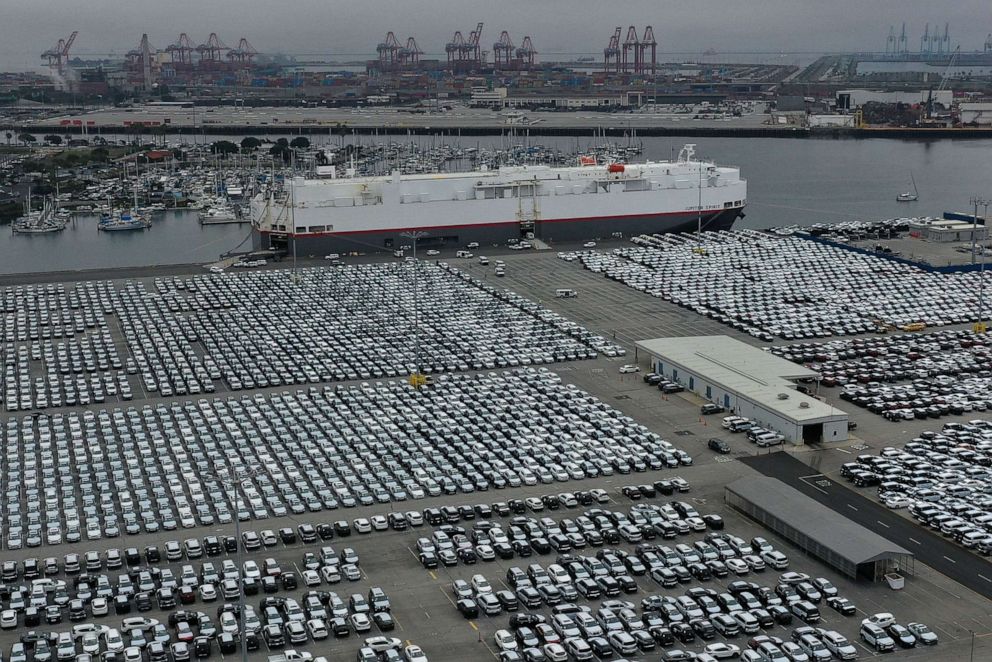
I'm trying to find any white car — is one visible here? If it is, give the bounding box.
[363,637,403,653]
[91,598,110,616]
[81,634,102,655]
[618,364,640,374]
[494,629,517,651]
[0,609,16,629]
[104,629,125,653]
[403,644,429,662]
[584,241,597,248]
[861,612,895,629]
[209,267,224,274]
[121,617,160,632]
[307,619,328,640]
[425,250,440,256]
[705,642,742,659]
[353,518,373,534]
[350,613,372,633]
[471,574,492,595]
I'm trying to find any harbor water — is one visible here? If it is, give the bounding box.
[2,136,991,274]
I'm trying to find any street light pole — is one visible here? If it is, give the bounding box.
[207,467,262,662]
[400,230,428,386]
[971,196,990,331]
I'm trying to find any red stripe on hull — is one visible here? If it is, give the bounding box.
[260,207,738,238]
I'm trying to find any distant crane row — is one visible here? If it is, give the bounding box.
[604,26,657,74]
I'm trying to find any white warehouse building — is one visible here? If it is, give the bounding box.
[636,335,849,445]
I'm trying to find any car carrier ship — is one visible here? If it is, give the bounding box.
[249,144,746,254]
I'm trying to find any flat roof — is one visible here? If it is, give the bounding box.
[726,477,913,566]
[636,335,845,422]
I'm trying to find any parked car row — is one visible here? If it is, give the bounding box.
[566,228,990,341]
[1,368,677,548]
[768,329,992,389]
[486,568,867,662]
[418,496,729,572]
[720,417,785,448]
[840,420,992,553]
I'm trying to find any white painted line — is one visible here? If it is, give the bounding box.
[847,504,858,511]
[979,574,991,583]
[943,555,957,564]
[908,537,921,545]
[875,520,889,529]
[835,448,852,454]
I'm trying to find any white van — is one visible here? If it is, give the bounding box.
[555,289,578,299]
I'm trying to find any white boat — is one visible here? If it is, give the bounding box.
[897,173,919,202]
[250,143,747,254]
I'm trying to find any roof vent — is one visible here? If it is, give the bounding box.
[799,402,810,409]
[777,393,790,400]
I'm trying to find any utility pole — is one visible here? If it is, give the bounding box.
[976,199,991,333]
[206,467,263,662]
[400,230,428,387]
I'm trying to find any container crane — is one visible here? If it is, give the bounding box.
[376,32,401,68]
[603,27,621,72]
[465,22,484,66]
[398,37,423,67]
[227,38,258,67]
[622,26,640,73]
[493,31,515,69]
[639,26,657,75]
[41,30,78,74]
[196,33,229,68]
[516,36,537,68]
[165,33,195,67]
[445,31,466,67]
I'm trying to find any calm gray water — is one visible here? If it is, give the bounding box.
[2,137,990,274]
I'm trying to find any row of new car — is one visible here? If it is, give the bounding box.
[720,418,785,448]
[769,329,992,389]
[2,368,669,548]
[0,545,363,628]
[418,499,724,573]
[840,421,992,553]
[839,377,992,422]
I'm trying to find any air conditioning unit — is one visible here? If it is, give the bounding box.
[777,393,789,400]
[799,402,810,409]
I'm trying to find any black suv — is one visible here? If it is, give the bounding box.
[707,438,731,454]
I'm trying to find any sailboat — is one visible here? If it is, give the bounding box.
[897,173,919,202]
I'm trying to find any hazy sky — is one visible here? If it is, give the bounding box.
[2,0,990,70]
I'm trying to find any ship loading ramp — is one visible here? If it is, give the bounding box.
[726,476,914,582]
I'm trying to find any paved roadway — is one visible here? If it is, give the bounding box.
[740,452,992,601]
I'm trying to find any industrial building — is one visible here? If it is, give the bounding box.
[635,336,848,445]
[726,477,914,581]
[907,217,988,243]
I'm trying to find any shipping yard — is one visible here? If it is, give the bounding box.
[5,6,992,662]
[0,231,990,662]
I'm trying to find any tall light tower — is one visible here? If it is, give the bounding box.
[205,466,264,662]
[400,230,428,387]
[971,196,990,332]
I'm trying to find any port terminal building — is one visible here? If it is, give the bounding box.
[635,335,848,445]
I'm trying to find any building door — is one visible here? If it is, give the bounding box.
[689,376,694,390]
[802,423,823,444]
[723,394,730,409]
[706,386,712,399]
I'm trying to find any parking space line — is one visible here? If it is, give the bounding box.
[908,537,921,545]
[944,555,957,564]
[875,520,889,529]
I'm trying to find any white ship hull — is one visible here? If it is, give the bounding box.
[251,146,746,253]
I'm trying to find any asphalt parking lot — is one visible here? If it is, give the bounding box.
[2,246,992,661]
